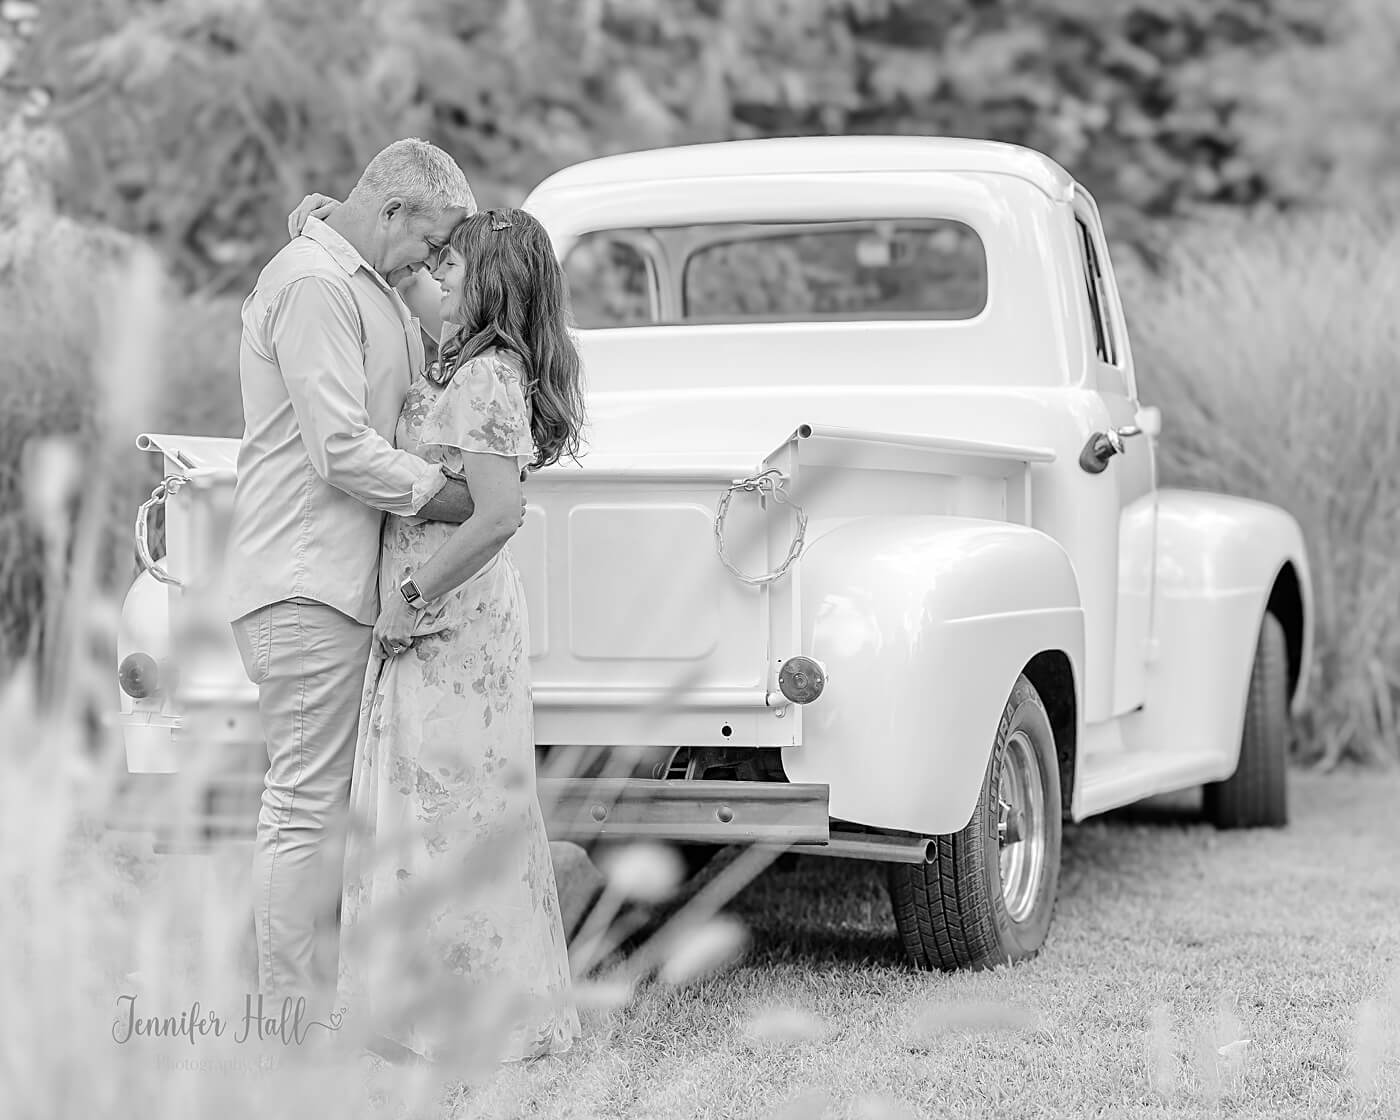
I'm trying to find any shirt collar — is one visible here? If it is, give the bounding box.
[301,215,380,279]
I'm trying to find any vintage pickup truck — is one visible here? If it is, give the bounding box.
[113,136,1312,972]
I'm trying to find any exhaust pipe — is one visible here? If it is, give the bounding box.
[779,830,936,865]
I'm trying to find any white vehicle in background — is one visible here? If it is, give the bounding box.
[114,137,1312,972]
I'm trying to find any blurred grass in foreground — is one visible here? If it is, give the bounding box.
[1121,210,1400,768]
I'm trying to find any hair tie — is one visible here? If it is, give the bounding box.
[489,212,514,232]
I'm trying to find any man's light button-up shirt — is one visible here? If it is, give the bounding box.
[228,216,447,627]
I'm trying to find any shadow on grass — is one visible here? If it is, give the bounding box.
[1097,786,1204,827]
[600,782,1231,972]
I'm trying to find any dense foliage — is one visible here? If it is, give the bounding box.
[21,0,1376,292]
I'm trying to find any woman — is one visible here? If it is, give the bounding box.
[335,206,586,1068]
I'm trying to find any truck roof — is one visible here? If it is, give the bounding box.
[528,136,1077,203]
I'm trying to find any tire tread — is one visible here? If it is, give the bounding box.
[1204,612,1289,830]
[887,676,1058,971]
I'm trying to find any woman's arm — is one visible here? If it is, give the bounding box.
[373,449,523,657]
[408,451,524,600]
[287,193,340,238]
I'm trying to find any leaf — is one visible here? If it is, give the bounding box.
[656,915,748,985]
[598,841,685,903]
[743,1003,830,1044]
[907,999,1045,1046]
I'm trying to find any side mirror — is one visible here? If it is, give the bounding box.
[1135,405,1162,439]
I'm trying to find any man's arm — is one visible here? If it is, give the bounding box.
[268,275,448,516]
[419,472,475,523]
[420,466,529,528]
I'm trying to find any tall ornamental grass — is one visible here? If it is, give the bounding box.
[0,218,244,671]
[1121,209,1400,768]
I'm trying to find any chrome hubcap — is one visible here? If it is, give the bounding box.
[997,728,1046,924]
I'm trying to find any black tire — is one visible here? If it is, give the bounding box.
[1203,612,1290,829]
[886,674,1062,971]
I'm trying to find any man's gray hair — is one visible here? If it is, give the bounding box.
[349,138,476,218]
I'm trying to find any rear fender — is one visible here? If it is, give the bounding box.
[781,516,1084,836]
[1131,489,1313,768]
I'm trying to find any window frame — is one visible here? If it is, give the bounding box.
[1074,214,1120,370]
[563,230,666,328]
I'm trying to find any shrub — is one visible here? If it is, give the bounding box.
[1120,208,1400,767]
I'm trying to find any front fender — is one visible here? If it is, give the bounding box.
[1130,490,1313,768]
[782,516,1084,836]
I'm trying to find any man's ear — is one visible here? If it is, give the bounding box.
[380,197,406,224]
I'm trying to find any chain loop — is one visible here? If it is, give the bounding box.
[714,469,807,586]
[135,474,189,587]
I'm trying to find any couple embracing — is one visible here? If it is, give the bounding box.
[225,138,584,1067]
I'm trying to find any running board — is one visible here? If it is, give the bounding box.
[1074,750,1233,820]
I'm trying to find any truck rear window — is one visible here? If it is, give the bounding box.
[564,220,987,328]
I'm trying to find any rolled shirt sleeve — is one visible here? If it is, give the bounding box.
[267,276,446,515]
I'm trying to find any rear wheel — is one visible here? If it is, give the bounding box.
[1204,612,1290,829]
[886,674,1062,971]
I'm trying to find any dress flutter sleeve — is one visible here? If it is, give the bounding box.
[417,350,536,471]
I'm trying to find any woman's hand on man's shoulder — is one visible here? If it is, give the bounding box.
[287,193,342,239]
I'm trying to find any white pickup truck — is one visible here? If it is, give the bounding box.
[114,136,1312,972]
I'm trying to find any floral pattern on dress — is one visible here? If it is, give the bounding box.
[337,348,580,1067]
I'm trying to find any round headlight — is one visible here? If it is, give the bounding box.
[118,652,161,699]
[778,656,827,705]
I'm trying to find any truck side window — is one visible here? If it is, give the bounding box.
[1076,217,1118,367]
[564,234,656,327]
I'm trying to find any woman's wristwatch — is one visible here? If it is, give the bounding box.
[399,576,429,610]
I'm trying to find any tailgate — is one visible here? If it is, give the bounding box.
[521,445,800,750]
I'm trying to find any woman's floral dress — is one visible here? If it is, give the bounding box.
[337,347,580,1067]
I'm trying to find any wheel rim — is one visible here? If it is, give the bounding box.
[997,727,1047,924]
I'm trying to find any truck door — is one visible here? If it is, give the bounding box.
[1073,200,1157,717]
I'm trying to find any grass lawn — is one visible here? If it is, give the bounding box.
[446,768,1400,1120]
[93,768,1399,1120]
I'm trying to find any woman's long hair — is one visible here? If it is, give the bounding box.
[437,207,585,470]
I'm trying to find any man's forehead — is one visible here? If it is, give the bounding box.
[421,206,470,240]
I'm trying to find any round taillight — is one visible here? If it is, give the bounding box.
[118,652,161,699]
[778,656,827,705]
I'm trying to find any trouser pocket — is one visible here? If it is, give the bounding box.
[231,606,273,685]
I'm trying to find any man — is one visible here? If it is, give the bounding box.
[227,138,487,1023]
